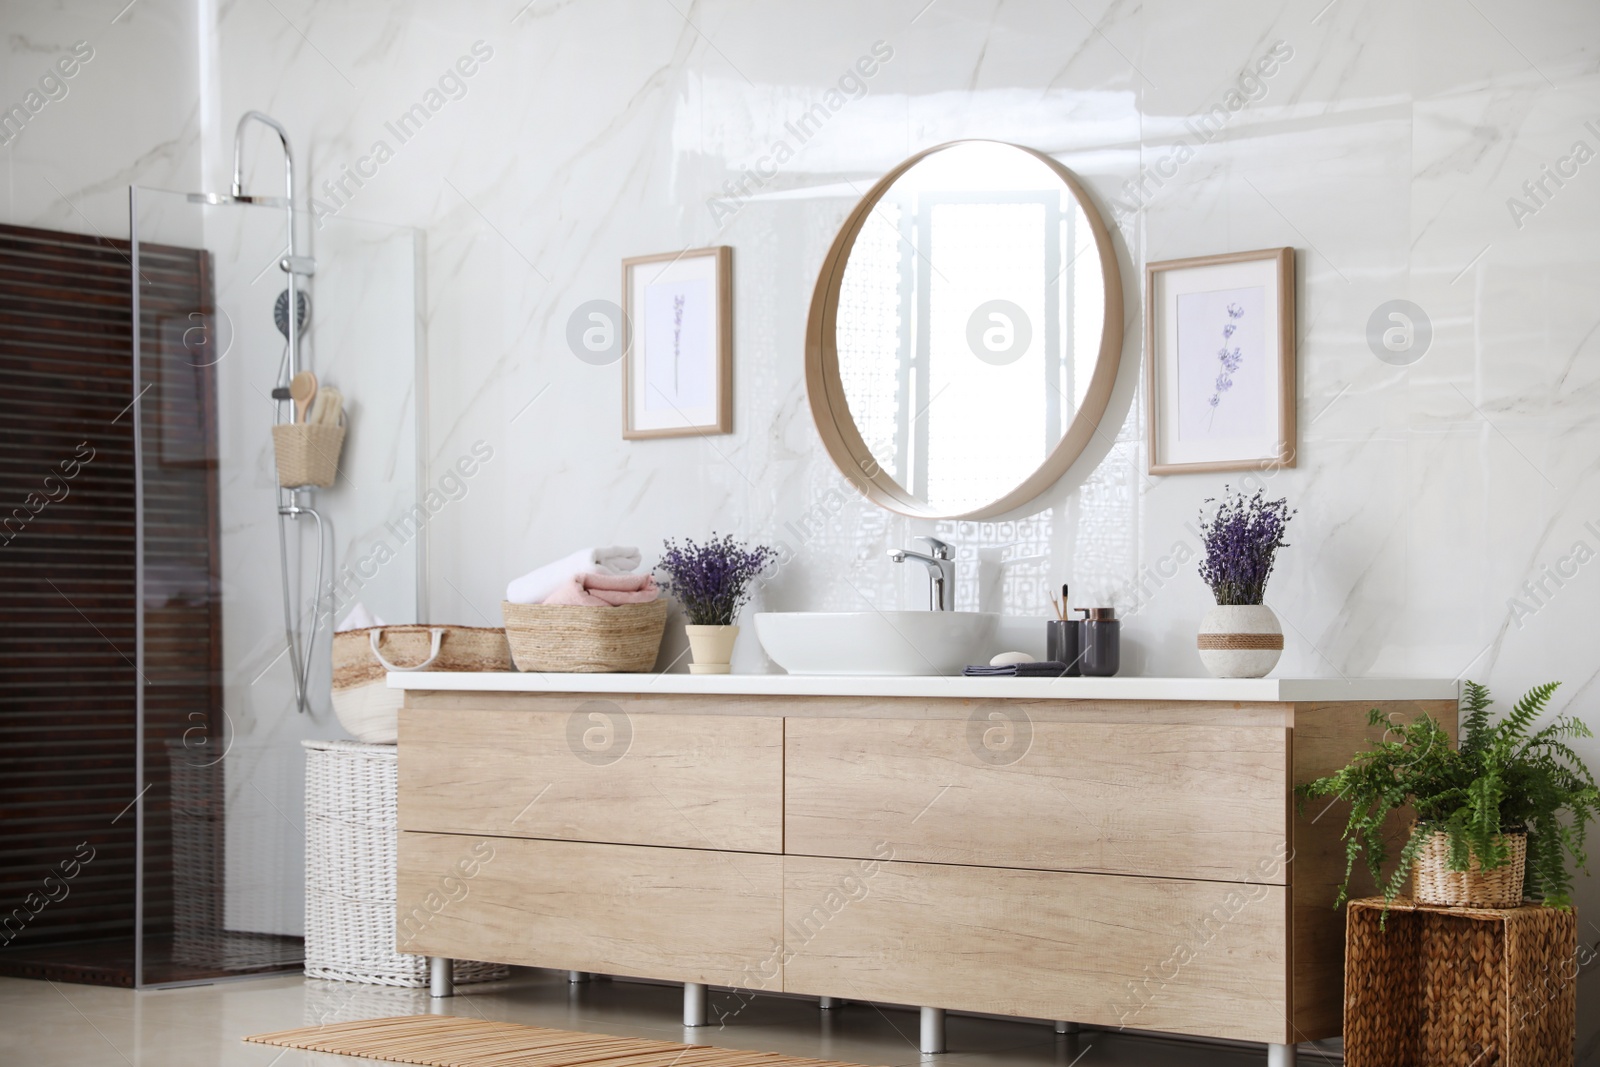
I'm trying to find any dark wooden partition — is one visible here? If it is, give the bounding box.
[0,222,230,985]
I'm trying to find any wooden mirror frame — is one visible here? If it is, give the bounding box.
[804,140,1125,520]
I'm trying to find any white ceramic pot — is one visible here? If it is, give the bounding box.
[685,624,739,675]
[1197,604,1283,678]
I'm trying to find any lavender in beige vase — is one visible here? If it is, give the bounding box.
[657,534,775,674]
[1195,488,1295,678]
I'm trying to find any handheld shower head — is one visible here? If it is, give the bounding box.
[275,288,311,340]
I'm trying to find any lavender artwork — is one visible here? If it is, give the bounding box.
[1197,487,1295,605]
[672,292,686,393]
[656,534,776,626]
[1207,303,1246,428]
[1177,285,1267,441]
[643,278,711,412]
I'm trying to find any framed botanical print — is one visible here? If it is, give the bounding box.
[622,245,732,439]
[1145,247,1296,475]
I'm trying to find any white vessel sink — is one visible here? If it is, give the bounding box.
[753,611,1000,676]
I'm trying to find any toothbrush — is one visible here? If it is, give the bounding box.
[1050,583,1070,621]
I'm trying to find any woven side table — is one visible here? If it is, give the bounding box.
[1344,897,1576,1067]
[304,740,508,987]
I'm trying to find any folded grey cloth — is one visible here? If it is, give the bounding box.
[962,661,1071,677]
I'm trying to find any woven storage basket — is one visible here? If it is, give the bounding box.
[331,625,512,743]
[502,598,668,672]
[272,421,346,488]
[1413,828,1527,907]
[1344,897,1576,1067]
[303,739,508,988]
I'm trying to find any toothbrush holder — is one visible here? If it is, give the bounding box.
[1045,619,1080,676]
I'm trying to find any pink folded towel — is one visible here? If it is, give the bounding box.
[542,572,660,607]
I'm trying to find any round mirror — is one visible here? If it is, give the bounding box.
[806,141,1124,519]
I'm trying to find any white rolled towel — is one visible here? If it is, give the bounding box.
[505,546,642,605]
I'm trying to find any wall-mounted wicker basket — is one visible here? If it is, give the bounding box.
[272,421,346,488]
[501,598,668,673]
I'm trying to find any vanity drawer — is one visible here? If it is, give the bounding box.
[397,833,783,989]
[785,717,1288,881]
[782,856,1289,1045]
[399,707,782,853]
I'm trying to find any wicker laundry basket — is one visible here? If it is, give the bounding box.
[303,739,508,987]
[272,421,346,488]
[502,598,667,672]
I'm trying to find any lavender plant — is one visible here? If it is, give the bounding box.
[657,534,776,626]
[1197,487,1295,605]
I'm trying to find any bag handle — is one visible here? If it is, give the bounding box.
[370,627,444,672]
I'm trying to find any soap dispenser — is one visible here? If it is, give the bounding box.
[1074,607,1120,677]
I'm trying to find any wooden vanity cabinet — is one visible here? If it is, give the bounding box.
[395,689,1456,1049]
[398,835,784,989]
[397,706,782,853]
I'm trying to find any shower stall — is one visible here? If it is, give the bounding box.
[0,117,424,986]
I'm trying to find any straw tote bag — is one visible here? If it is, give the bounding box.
[330,625,512,743]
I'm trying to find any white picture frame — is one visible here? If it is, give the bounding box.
[622,246,732,439]
[1145,247,1296,475]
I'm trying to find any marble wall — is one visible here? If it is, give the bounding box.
[6,0,1599,1036]
[0,0,199,234]
[199,0,1600,680]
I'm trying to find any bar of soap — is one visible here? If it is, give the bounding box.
[989,651,1036,666]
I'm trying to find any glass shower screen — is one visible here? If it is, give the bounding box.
[130,185,422,986]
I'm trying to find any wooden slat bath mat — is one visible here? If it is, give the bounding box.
[244,1015,889,1067]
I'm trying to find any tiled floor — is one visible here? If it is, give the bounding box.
[0,969,1334,1067]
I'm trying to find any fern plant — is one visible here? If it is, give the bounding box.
[1297,681,1599,912]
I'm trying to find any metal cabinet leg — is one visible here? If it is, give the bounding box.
[1053,1021,1080,1035]
[919,1007,945,1054]
[1267,1044,1296,1067]
[684,982,708,1027]
[427,957,453,998]
[819,996,843,1009]
[568,971,591,983]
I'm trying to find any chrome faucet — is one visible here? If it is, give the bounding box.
[890,536,955,611]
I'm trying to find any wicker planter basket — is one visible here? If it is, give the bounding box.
[1413,828,1527,908]
[502,598,668,672]
[331,625,512,743]
[272,421,346,488]
[304,739,508,988]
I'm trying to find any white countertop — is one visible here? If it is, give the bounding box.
[388,671,1457,703]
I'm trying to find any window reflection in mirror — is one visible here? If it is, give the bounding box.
[834,142,1105,517]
